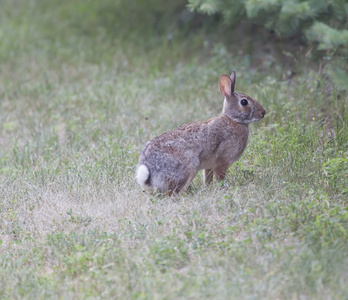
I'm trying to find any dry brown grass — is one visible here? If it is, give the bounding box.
[1,0,348,299]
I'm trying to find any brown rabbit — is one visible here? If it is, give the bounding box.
[136,71,266,195]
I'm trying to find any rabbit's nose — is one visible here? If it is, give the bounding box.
[261,109,266,117]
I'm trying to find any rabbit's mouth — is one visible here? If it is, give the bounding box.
[245,111,266,123]
[250,116,264,122]
[250,107,266,123]
[252,114,266,122]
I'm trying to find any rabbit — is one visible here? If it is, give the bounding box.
[136,71,266,195]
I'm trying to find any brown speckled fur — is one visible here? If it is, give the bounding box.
[137,71,266,195]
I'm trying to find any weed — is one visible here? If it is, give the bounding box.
[0,0,347,299]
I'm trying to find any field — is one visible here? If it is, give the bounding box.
[0,0,348,299]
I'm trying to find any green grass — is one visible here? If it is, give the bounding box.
[0,0,348,299]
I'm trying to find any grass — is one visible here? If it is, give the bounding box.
[0,0,348,299]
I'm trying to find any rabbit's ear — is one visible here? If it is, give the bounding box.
[230,71,236,93]
[219,74,233,98]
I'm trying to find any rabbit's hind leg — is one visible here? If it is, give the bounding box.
[167,172,196,196]
[176,172,198,195]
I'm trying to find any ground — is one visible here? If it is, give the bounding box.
[0,0,347,299]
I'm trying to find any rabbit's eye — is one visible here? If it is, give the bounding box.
[241,99,248,106]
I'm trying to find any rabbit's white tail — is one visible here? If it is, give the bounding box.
[136,164,150,189]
